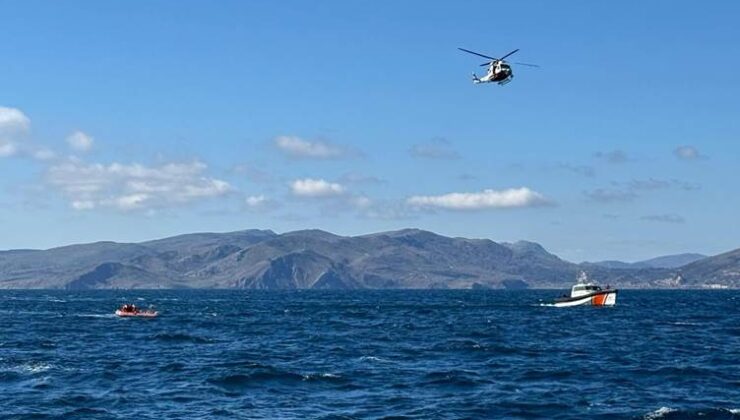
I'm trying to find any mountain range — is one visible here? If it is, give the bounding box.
[584,253,707,269]
[0,229,737,289]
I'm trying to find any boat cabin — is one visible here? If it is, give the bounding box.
[570,283,602,298]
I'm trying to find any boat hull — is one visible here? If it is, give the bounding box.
[552,290,617,307]
[115,310,158,318]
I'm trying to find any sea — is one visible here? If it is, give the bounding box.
[1,289,738,419]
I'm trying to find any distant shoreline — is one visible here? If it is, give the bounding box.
[1,229,737,290]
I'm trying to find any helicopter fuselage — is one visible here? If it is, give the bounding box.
[475,61,513,85]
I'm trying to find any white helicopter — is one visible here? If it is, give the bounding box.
[458,47,538,85]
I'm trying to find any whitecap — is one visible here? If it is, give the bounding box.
[74,313,116,318]
[9,362,54,374]
[359,356,390,363]
[644,407,677,419]
[302,372,341,380]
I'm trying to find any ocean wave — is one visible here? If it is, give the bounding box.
[208,371,305,389]
[644,407,740,419]
[1,362,54,375]
[213,360,272,370]
[358,356,391,363]
[160,362,187,372]
[63,407,110,416]
[520,368,573,381]
[208,369,347,390]
[150,332,214,344]
[73,313,116,319]
[431,339,484,352]
[422,370,486,387]
[55,394,95,406]
[23,362,53,374]
[0,310,62,317]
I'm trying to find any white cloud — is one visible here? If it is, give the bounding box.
[274,136,351,159]
[407,187,550,210]
[31,147,56,161]
[244,194,280,212]
[0,140,17,157]
[0,107,30,133]
[290,178,345,197]
[673,145,706,160]
[0,107,57,161]
[66,131,94,152]
[0,107,31,157]
[45,160,232,211]
[350,195,372,209]
[71,200,96,210]
[245,195,267,207]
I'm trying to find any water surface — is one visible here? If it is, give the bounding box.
[1,290,738,419]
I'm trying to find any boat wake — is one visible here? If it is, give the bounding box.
[643,406,740,419]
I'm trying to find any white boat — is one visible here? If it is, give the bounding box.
[551,272,617,307]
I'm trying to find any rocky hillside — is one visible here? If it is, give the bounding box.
[0,229,737,289]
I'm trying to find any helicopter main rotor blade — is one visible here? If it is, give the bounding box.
[480,61,493,67]
[458,47,497,61]
[499,49,520,60]
[514,62,540,68]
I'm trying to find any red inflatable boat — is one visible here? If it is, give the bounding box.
[115,304,158,318]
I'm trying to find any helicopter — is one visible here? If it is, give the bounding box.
[458,47,538,85]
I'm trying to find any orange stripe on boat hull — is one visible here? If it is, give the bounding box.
[591,294,607,306]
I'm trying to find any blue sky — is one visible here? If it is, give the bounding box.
[1,1,738,261]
